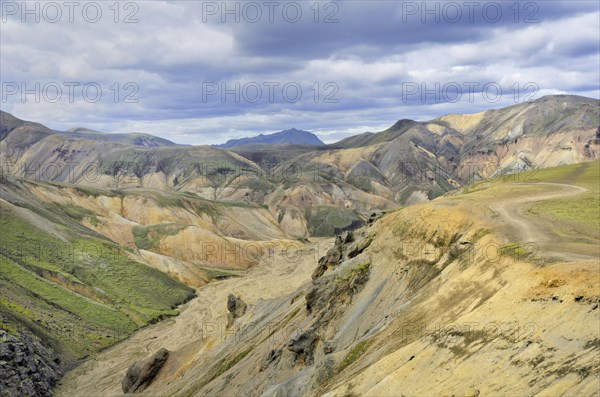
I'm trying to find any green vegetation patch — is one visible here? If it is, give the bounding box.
[72,185,105,198]
[527,193,600,238]
[183,346,254,395]
[304,205,363,237]
[472,228,492,241]
[348,175,372,193]
[150,189,253,214]
[0,321,19,335]
[54,203,100,226]
[0,297,33,318]
[0,205,194,360]
[214,347,254,378]
[132,223,186,250]
[498,242,536,262]
[515,162,600,239]
[338,262,371,282]
[199,266,243,280]
[0,257,136,333]
[498,161,599,190]
[239,177,274,193]
[336,339,372,374]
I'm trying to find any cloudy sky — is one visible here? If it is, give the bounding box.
[1,0,599,144]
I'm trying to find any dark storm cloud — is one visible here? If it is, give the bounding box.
[221,0,599,58]
[0,0,598,145]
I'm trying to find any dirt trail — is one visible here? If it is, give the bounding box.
[489,182,595,262]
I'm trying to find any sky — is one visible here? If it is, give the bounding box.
[1,0,599,145]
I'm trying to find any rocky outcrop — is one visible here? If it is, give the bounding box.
[311,231,352,279]
[311,246,341,280]
[367,210,384,226]
[122,348,169,393]
[281,230,372,369]
[306,261,371,315]
[312,230,372,279]
[227,294,248,318]
[0,316,61,397]
[259,349,282,372]
[226,294,248,327]
[286,328,319,365]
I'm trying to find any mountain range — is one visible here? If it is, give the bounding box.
[2,95,598,238]
[0,94,599,396]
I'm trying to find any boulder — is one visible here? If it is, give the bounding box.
[226,294,248,327]
[227,294,248,318]
[122,348,169,393]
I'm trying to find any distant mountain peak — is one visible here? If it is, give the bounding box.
[215,128,325,148]
[67,127,106,135]
[389,119,417,131]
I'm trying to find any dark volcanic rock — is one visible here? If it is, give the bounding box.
[311,246,342,280]
[311,231,354,280]
[122,348,169,393]
[299,229,373,370]
[367,210,384,226]
[0,315,61,397]
[226,294,248,327]
[347,236,372,259]
[306,278,337,313]
[286,328,319,365]
[227,294,248,318]
[259,348,282,371]
[337,231,354,245]
[296,230,373,370]
[312,230,372,279]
